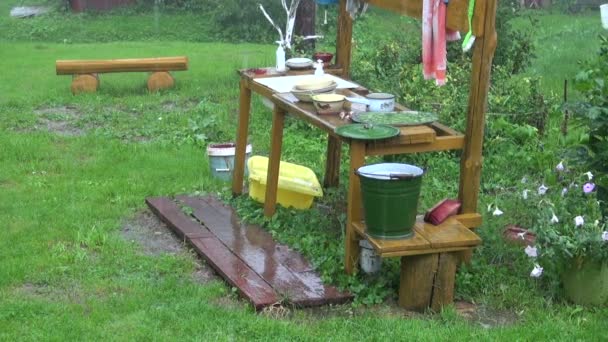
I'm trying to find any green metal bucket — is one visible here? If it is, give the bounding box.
[356,163,424,239]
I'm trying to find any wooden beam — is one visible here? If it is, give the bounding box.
[56,56,188,75]
[263,105,286,217]
[345,141,365,274]
[458,0,497,214]
[232,77,252,196]
[336,0,354,78]
[364,0,485,36]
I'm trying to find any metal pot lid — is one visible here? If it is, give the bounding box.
[334,124,400,140]
[351,111,438,127]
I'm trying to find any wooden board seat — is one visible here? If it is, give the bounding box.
[353,216,482,258]
[56,56,188,94]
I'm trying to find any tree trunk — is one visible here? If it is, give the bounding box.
[295,0,316,53]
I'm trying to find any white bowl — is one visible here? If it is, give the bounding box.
[312,94,345,115]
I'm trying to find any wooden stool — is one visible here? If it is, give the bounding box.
[353,217,481,312]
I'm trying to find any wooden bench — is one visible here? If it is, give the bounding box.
[353,215,482,311]
[55,56,188,94]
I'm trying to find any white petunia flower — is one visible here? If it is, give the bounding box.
[524,246,538,258]
[517,232,526,240]
[561,187,568,197]
[538,184,549,195]
[493,207,504,216]
[530,264,544,278]
[487,204,493,213]
[585,171,594,180]
[522,189,529,200]
[555,161,564,172]
[551,213,559,224]
[574,216,584,227]
[602,231,608,241]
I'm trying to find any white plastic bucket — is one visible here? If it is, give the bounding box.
[601,4,608,29]
[359,240,382,274]
[206,143,252,181]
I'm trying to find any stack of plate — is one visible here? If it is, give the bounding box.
[291,76,338,102]
[286,58,313,69]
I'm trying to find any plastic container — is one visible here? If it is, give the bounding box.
[359,240,382,274]
[601,4,608,30]
[206,143,252,181]
[247,156,323,209]
[356,163,424,239]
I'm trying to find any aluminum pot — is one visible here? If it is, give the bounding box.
[347,93,395,112]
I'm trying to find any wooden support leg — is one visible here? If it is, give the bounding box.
[263,105,286,217]
[323,134,342,188]
[71,74,98,94]
[398,254,438,311]
[232,78,252,196]
[430,252,459,311]
[147,71,174,92]
[345,141,365,274]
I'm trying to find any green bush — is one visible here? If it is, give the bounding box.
[570,34,608,212]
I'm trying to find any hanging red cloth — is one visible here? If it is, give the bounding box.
[422,0,460,86]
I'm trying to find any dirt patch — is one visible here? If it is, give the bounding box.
[15,282,84,304]
[455,301,519,328]
[121,210,219,284]
[33,105,85,136]
[161,99,200,113]
[122,210,190,256]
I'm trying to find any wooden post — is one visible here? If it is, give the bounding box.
[323,134,342,188]
[345,141,365,274]
[147,71,174,92]
[399,254,438,311]
[458,0,498,214]
[71,74,98,94]
[232,77,252,196]
[430,252,459,311]
[336,0,353,78]
[263,105,286,217]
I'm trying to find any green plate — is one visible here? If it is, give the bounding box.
[334,124,400,140]
[351,111,438,127]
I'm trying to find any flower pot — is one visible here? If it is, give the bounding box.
[562,260,608,306]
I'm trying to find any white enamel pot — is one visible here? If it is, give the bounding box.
[346,93,395,112]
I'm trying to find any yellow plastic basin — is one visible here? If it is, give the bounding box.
[247,156,323,209]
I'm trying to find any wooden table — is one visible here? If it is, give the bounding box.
[233,67,481,309]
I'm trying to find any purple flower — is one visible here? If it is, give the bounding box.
[538,184,548,195]
[525,246,538,258]
[555,161,564,172]
[583,183,595,194]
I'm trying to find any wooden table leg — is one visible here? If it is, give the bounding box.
[323,134,342,188]
[345,140,365,274]
[263,105,286,217]
[232,77,252,197]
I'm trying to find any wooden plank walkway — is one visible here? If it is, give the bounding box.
[146,196,351,310]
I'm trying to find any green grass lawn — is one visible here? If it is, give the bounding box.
[517,10,604,96]
[1,2,607,340]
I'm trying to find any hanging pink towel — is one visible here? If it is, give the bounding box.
[422,0,460,86]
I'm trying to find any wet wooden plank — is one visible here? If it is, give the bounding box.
[189,237,279,310]
[177,195,351,306]
[414,217,481,249]
[145,197,214,240]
